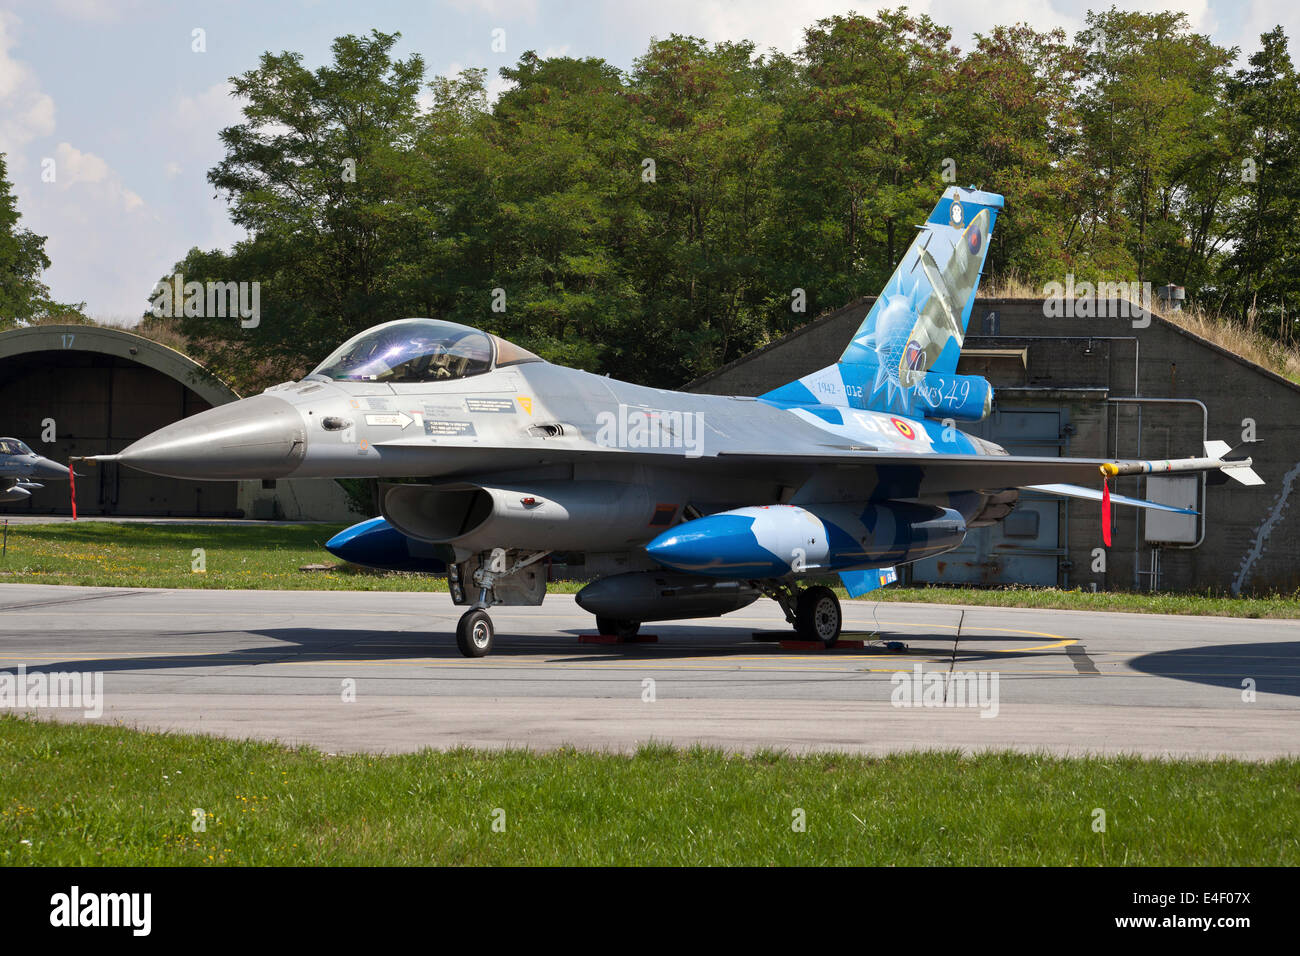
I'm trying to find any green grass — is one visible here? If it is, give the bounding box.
[1,521,1297,616]
[1,716,1295,865]
[0,520,465,592]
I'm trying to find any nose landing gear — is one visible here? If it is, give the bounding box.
[450,547,550,658]
[456,608,495,657]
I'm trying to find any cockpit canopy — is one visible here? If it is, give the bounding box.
[0,438,33,456]
[309,319,540,384]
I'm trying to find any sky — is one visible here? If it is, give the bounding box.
[1,0,1296,323]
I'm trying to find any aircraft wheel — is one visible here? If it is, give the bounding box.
[456,609,495,657]
[796,586,841,647]
[596,617,641,639]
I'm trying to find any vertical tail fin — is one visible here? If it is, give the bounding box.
[763,186,1003,419]
[842,186,1002,377]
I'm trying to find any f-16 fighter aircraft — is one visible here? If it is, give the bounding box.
[94,186,1261,656]
[1,437,72,504]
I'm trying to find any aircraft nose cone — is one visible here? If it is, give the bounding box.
[117,394,307,480]
[29,457,71,480]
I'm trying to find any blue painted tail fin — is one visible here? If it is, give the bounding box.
[763,186,1003,420]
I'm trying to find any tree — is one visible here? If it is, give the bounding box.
[1074,8,1235,284]
[168,17,1300,394]
[198,30,431,376]
[0,153,82,327]
[947,25,1086,283]
[776,9,958,314]
[625,36,787,382]
[480,52,639,374]
[1218,26,1300,337]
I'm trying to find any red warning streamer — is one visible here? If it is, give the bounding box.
[69,460,77,521]
[1101,477,1111,547]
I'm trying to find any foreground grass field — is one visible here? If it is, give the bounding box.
[2,520,1298,617]
[1,716,1295,865]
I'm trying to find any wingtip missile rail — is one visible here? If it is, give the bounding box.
[1099,450,1262,486]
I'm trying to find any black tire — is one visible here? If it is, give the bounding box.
[456,609,495,657]
[596,617,641,639]
[795,586,842,647]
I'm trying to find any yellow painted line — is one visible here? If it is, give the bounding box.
[296,658,919,672]
[990,637,1077,652]
[0,652,271,662]
[3,654,909,673]
[873,620,1076,643]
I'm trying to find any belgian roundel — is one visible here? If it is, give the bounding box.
[891,417,916,440]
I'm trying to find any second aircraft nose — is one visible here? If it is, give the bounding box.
[116,394,308,480]
[28,456,72,480]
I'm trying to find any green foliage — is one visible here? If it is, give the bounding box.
[1217,26,1300,340]
[1073,9,1236,284]
[151,15,1300,390]
[0,154,84,328]
[950,25,1086,282]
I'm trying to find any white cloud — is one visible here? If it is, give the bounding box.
[174,80,244,136]
[0,11,55,149]
[685,0,896,54]
[47,142,142,210]
[46,0,147,23]
[446,0,541,20]
[52,141,108,184]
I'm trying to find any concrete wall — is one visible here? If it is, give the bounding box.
[687,298,1300,594]
[238,478,365,523]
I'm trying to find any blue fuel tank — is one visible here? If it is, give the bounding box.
[645,503,965,578]
[325,516,451,573]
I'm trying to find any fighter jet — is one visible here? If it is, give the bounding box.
[1,437,72,505]
[93,186,1262,656]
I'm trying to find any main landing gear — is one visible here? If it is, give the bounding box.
[762,582,843,647]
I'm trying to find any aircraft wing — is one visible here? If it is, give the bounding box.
[373,435,1107,487]
[711,450,1112,493]
[372,436,1246,499]
[713,449,1258,498]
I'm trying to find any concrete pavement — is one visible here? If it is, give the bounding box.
[1,584,1295,758]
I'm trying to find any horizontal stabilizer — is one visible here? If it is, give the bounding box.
[1025,483,1198,515]
[840,566,898,598]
